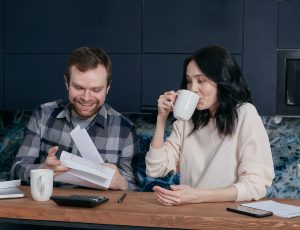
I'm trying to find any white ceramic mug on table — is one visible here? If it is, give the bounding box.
[30,169,53,201]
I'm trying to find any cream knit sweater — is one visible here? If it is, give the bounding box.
[146,103,275,201]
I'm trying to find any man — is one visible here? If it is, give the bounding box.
[11,47,139,191]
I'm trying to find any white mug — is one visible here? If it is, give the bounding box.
[30,169,53,201]
[173,90,200,121]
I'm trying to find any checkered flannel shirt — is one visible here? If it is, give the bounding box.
[11,100,139,191]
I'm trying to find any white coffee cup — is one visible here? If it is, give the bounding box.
[30,169,54,201]
[173,90,200,121]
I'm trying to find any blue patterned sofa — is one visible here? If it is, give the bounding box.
[0,110,179,191]
[1,110,300,197]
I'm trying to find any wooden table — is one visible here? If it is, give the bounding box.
[0,186,300,229]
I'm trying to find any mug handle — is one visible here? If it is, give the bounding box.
[37,175,45,197]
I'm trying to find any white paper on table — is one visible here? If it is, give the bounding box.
[0,180,24,199]
[0,179,21,189]
[70,125,104,163]
[55,151,114,189]
[242,200,300,218]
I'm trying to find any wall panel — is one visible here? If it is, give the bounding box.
[4,54,141,112]
[243,0,277,115]
[5,0,142,53]
[4,54,68,109]
[143,0,243,53]
[105,54,141,113]
[279,0,300,48]
[1,0,284,115]
[142,54,242,110]
[0,0,4,108]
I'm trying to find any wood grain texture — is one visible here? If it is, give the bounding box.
[0,186,300,229]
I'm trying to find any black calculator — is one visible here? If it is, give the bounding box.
[50,195,109,208]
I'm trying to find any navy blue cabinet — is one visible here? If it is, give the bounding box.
[5,0,142,53]
[142,54,188,110]
[4,54,68,109]
[0,0,3,108]
[1,0,292,115]
[243,0,277,115]
[143,0,243,53]
[105,54,141,113]
[4,54,141,111]
[279,0,300,48]
[142,54,242,110]
[142,0,243,111]
[4,0,142,112]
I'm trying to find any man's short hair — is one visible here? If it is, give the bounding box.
[65,47,112,86]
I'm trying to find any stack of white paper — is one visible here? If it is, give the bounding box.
[242,200,300,218]
[0,179,24,199]
[54,126,115,190]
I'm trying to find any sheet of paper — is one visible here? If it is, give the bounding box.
[242,200,300,218]
[69,169,111,189]
[0,187,24,199]
[57,151,114,189]
[0,180,24,199]
[70,125,104,163]
[54,172,106,190]
[56,126,116,189]
[0,179,21,189]
[60,151,114,178]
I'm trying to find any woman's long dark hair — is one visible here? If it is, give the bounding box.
[181,45,252,136]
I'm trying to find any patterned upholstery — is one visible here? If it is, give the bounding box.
[133,133,179,191]
[2,111,300,198]
[0,110,179,191]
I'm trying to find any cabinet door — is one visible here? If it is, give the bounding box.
[0,0,3,108]
[4,54,68,109]
[143,0,243,53]
[105,54,141,113]
[279,0,300,48]
[142,54,242,110]
[5,0,142,53]
[4,54,141,112]
[243,0,277,115]
[142,54,188,110]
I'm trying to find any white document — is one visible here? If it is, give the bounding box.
[0,180,24,199]
[70,125,104,163]
[58,151,114,189]
[0,179,21,189]
[54,126,115,189]
[242,200,300,218]
[54,172,109,190]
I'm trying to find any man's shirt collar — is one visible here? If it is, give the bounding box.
[55,102,108,128]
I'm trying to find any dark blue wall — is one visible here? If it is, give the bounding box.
[279,1,300,49]
[243,0,278,115]
[142,0,243,110]
[0,0,3,108]
[3,0,142,112]
[0,0,298,115]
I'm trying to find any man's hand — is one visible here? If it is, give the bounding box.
[103,163,128,191]
[41,146,69,176]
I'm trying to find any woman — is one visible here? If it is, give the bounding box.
[145,45,274,205]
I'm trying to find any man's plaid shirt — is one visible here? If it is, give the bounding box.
[11,100,139,191]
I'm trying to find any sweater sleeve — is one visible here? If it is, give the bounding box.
[145,120,185,178]
[233,104,275,201]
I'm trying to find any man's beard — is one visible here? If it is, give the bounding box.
[70,99,101,119]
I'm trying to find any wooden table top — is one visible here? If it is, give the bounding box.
[0,186,300,229]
